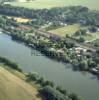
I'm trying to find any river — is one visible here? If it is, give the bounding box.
[0,33,99,100]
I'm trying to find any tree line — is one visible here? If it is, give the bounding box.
[0,56,22,72]
[0,4,99,26]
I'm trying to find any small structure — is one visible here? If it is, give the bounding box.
[91,68,99,75]
[86,30,90,34]
[57,49,64,55]
[74,47,87,54]
[60,22,67,26]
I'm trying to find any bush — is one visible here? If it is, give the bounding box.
[69,93,82,100]
[40,86,67,100]
[78,37,85,43]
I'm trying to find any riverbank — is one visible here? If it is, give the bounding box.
[1,27,99,77]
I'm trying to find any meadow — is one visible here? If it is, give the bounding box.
[9,0,99,10]
[49,24,80,37]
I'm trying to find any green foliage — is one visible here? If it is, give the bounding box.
[74,29,86,36]
[78,60,88,70]
[40,86,67,100]
[0,5,99,26]
[0,56,22,72]
[69,93,82,100]
[56,86,67,95]
[78,36,85,42]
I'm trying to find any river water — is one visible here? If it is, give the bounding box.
[0,33,99,100]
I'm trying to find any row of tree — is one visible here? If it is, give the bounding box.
[0,4,99,26]
[0,56,22,72]
[26,72,82,100]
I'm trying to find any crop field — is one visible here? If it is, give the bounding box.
[49,24,80,37]
[7,16,31,23]
[9,0,99,10]
[0,67,41,100]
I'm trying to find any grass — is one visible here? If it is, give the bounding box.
[0,66,41,100]
[49,24,80,37]
[9,0,99,10]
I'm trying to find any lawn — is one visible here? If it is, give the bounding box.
[49,24,80,37]
[9,0,99,10]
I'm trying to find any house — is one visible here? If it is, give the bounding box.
[75,47,87,53]
[70,47,87,55]
[57,49,64,55]
[60,22,67,26]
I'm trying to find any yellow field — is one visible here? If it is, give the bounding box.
[14,17,31,23]
[0,67,41,100]
[49,24,80,37]
[8,16,31,23]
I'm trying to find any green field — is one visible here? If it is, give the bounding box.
[49,24,80,37]
[0,67,41,100]
[9,0,99,10]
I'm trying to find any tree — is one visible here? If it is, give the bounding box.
[94,57,99,64]
[89,26,97,32]
[78,36,85,42]
[40,86,67,100]
[75,29,86,36]
[69,93,82,100]
[56,86,67,95]
[88,59,96,68]
[26,72,39,81]
[78,60,88,70]
[42,80,54,87]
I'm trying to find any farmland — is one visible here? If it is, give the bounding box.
[9,0,99,10]
[0,67,41,100]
